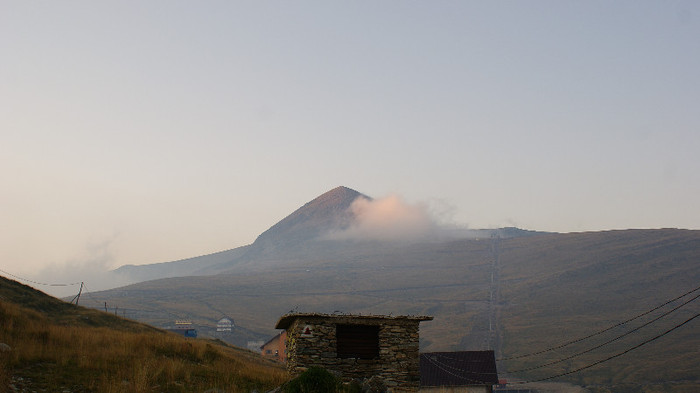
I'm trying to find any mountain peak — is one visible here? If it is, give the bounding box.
[308,186,367,209]
[251,186,369,249]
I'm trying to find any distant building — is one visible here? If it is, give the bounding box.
[260,330,288,363]
[216,317,234,332]
[246,340,265,353]
[167,320,198,338]
[275,312,433,392]
[174,320,193,327]
[420,351,499,393]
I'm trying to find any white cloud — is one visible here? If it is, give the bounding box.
[327,194,442,242]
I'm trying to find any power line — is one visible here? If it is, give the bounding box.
[508,292,700,373]
[79,283,119,311]
[423,354,495,385]
[430,291,699,378]
[79,283,190,321]
[426,285,700,381]
[0,268,82,287]
[498,283,700,361]
[518,311,700,383]
[432,353,499,376]
[434,311,700,383]
[375,305,700,387]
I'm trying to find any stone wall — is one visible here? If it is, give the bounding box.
[280,314,431,393]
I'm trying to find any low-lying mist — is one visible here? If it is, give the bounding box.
[28,239,136,298]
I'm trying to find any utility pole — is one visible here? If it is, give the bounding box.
[72,282,84,305]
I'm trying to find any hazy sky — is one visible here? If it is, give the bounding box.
[2,1,699,283]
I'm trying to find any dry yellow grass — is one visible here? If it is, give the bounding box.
[0,283,288,392]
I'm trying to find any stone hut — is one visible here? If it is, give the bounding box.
[275,312,433,392]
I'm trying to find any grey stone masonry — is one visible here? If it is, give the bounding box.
[275,313,433,393]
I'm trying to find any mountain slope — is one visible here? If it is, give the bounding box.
[90,228,700,393]
[206,186,371,271]
[113,186,369,281]
[252,185,368,249]
[114,245,251,282]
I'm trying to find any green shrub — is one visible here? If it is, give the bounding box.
[281,367,341,393]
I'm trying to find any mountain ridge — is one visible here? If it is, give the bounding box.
[114,186,368,280]
[115,186,544,281]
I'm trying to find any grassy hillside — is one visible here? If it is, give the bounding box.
[0,276,287,392]
[496,229,700,392]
